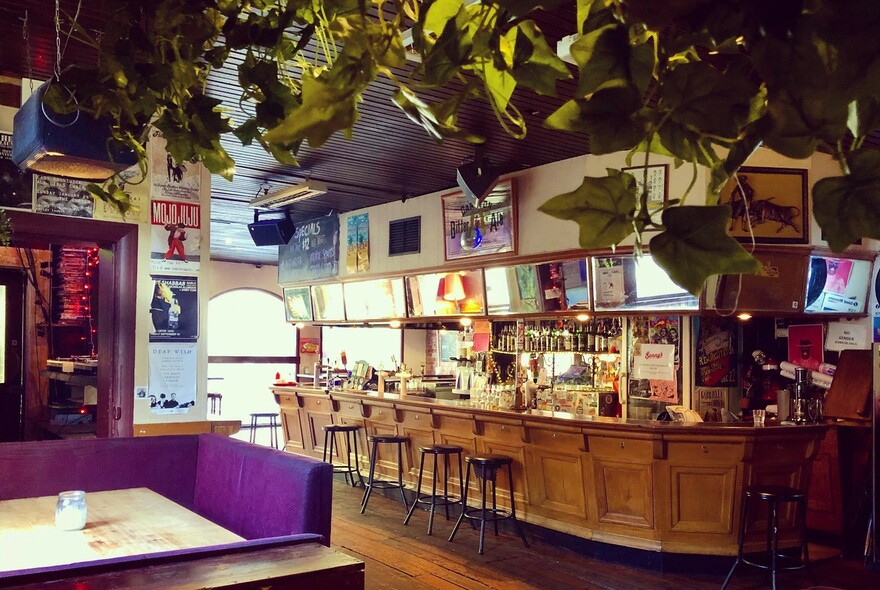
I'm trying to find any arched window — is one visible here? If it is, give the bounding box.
[207,289,297,428]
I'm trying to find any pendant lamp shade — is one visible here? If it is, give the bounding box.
[12,83,137,181]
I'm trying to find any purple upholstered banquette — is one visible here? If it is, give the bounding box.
[0,433,333,543]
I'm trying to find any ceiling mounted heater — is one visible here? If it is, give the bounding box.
[12,83,137,181]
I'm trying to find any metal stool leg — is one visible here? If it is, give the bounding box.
[360,440,378,514]
[448,463,470,542]
[404,451,426,526]
[397,442,408,511]
[249,416,257,443]
[478,472,488,555]
[352,430,364,487]
[427,452,438,535]
[770,499,779,590]
[492,476,499,537]
[722,493,749,590]
[271,417,278,448]
[443,454,451,521]
[507,463,528,548]
[322,429,330,464]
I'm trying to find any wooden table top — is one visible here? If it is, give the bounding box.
[0,488,244,573]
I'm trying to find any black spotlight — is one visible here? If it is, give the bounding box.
[456,147,499,205]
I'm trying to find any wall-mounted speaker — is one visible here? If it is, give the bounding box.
[248,217,294,246]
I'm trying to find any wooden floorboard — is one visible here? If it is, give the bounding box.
[329,479,880,590]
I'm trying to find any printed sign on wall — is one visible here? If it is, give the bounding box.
[149,129,201,202]
[149,275,199,342]
[150,200,201,272]
[148,343,197,414]
[33,173,94,218]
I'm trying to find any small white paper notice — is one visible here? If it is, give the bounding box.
[597,265,625,307]
[632,343,676,380]
[825,319,869,352]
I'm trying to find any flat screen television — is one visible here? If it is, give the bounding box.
[592,254,699,311]
[311,283,346,321]
[804,255,872,314]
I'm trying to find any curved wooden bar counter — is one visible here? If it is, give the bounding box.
[273,386,826,556]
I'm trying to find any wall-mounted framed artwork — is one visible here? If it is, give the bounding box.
[282,286,313,322]
[718,166,809,244]
[442,178,517,261]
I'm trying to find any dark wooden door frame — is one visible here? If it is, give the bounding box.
[8,210,137,438]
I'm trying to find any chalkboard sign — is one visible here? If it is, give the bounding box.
[278,214,340,283]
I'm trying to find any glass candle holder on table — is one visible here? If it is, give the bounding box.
[55,490,87,531]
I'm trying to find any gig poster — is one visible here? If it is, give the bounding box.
[628,316,681,404]
[32,173,94,218]
[93,165,147,223]
[149,129,201,202]
[787,324,824,371]
[346,213,370,273]
[149,275,198,342]
[150,200,201,272]
[148,343,197,415]
[694,317,737,387]
[0,131,33,210]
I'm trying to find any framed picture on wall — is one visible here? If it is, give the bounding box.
[718,166,809,244]
[622,164,668,204]
[442,178,517,261]
[282,286,313,322]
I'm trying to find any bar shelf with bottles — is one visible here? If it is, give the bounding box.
[489,318,622,417]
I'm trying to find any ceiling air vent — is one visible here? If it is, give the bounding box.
[388,216,421,256]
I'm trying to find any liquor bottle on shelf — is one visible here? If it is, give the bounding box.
[587,320,596,352]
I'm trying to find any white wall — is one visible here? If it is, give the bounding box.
[207,260,281,298]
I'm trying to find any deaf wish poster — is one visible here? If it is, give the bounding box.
[149,129,201,202]
[149,343,197,415]
[149,275,199,342]
[150,200,201,271]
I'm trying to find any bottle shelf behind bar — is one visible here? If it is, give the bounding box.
[492,317,622,354]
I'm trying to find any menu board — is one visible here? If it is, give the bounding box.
[278,214,340,283]
[344,278,406,320]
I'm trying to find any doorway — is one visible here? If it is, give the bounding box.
[0,268,24,441]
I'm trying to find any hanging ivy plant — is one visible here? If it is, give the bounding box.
[44,0,880,295]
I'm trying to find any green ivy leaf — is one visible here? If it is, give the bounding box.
[707,130,764,198]
[544,86,642,154]
[420,8,474,86]
[262,73,360,148]
[650,205,761,296]
[538,169,637,248]
[660,61,761,140]
[570,22,632,97]
[847,96,880,139]
[507,20,571,96]
[391,87,484,143]
[813,149,880,252]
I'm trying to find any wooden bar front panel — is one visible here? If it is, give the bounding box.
[274,387,825,556]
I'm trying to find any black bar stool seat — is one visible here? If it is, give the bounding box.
[448,454,529,554]
[322,424,364,488]
[249,412,279,448]
[360,434,409,514]
[404,445,464,535]
[722,485,813,590]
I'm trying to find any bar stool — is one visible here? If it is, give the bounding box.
[249,412,279,449]
[722,485,813,590]
[448,454,529,555]
[322,424,364,487]
[207,392,222,415]
[404,444,464,535]
[360,434,409,515]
